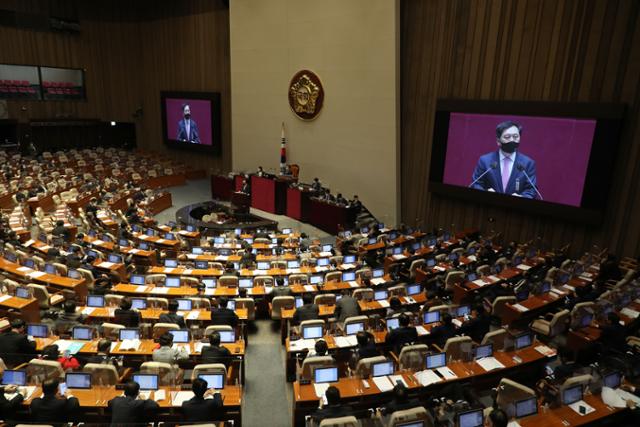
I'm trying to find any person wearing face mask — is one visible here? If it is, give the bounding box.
[176,104,200,143]
[470,120,538,199]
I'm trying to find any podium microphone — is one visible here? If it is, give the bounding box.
[516,164,543,200]
[468,162,497,188]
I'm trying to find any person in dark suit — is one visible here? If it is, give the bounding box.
[350,331,379,366]
[457,304,491,343]
[471,121,538,199]
[108,380,159,426]
[210,297,239,328]
[30,378,80,426]
[312,386,353,423]
[0,319,37,367]
[201,332,232,367]
[597,312,628,353]
[0,384,24,424]
[385,313,417,353]
[181,378,223,422]
[381,384,422,415]
[52,220,70,241]
[86,339,119,367]
[486,408,509,427]
[54,300,87,336]
[334,290,360,323]
[114,297,141,327]
[292,293,319,324]
[429,312,457,347]
[159,300,186,328]
[176,104,200,143]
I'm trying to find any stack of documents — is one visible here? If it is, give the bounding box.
[476,357,505,372]
[414,369,442,386]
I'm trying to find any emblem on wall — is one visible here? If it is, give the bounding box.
[288,70,324,121]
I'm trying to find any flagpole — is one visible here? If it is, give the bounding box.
[279,121,287,175]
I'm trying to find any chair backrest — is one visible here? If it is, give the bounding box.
[147,297,169,309]
[325,271,342,282]
[289,274,308,285]
[300,356,335,381]
[191,363,227,381]
[101,323,125,340]
[481,328,509,350]
[84,363,119,386]
[300,319,325,331]
[219,276,239,288]
[388,406,433,427]
[271,296,295,320]
[442,336,473,361]
[236,297,255,320]
[140,361,178,386]
[353,288,374,301]
[560,374,593,398]
[388,285,407,297]
[354,355,387,378]
[181,276,200,287]
[254,275,274,287]
[204,325,233,336]
[27,283,50,309]
[476,264,491,276]
[409,259,426,277]
[314,293,336,306]
[491,296,516,316]
[398,344,429,371]
[355,268,372,280]
[152,323,180,339]
[189,297,211,310]
[318,416,358,427]
[444,271,465,290]
[27,359,64,383]
[105,294,124,307]
[344,315,369,332]
[145,274,166,285]
[496,378,536,417]
[549,309,570,336]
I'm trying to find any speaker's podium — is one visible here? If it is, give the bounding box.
[250,175,296,214]
[231,191,251,214]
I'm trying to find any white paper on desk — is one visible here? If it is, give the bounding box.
[616,388,640,406]
[16,266,33,273]
[335,336,358,348]
[24,239,35,247]
[404,297,416,304]
[252,270,263,275]
[621,307,640,319]
[110,342,118,352]
[388,375,408,388]
[215,255,228,261]
[433,266,446,272]
[451,319,462,328]
[154,389,166,401]
[289,338,317,352]
[93,239,105,246]
[313,383,330,398]
[99,262,115,268]
[563,284,576,292]
[182,269,193,275]
[416,326,429,336]
[579,274,593,282]
[568,400,595,415]
[487,275,500,282]
[0,294,11,303]
[472,279,487,287]
[435,367,458,380]
[601,387,627,408]
[81,307,95,315]
[156,239,166,244]
[414,369,442,386]
[285,268,300,274]
[315,266,329,272]
[535,345,557,357]
[476,357,505,371]
[139,234,149,240]
[135,286,148,293]
[392,254,407,260]
[506,421,522,427]
[516,264,531,271]
[28,271,46,278]
[163,268,175,274]
[187,310,200,320]
[172,390,195,406]
[120,339,141,351]
[195,342,208,353]
[40,245,51,251]
[550,288,565,296]
[304,285,315,292]
[372,376,394,392]
[129,248,140,254]
[263,286,273,295]
[186,254,197,259]
[318,251,332,257]
[151,287,169,294]
[341,263,356,270]
[378,300,390,308]
[204,289,215,296]
[349,281,359,288]
[512,304,529,312]
[371,278,386,286]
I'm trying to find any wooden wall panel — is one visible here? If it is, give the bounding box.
[401,0,640,258]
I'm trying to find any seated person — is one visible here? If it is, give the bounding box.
[386,297,404,317]
[114,297,141,327]
[0,319,37,367]
[352,330,379,361]
[306,339,334,360]
[292,293,319,324]
[210,297,239,328]
[201,332,232,367]
[457,304,490,343]
[30,378,80,426]
[385,313,417,353]
[181,378,224,422]
[152,332,189,365]
[108,380,159,426]
[0,382,24,423]
[159,300,186,328]
[596,312,627,353]
[87,338,119,367]
[429,312,456,347]
[42,344,80,371]
[312,386,353,423]
[54,300,86,335]
[485,408,508,427]
[380,384,422,416]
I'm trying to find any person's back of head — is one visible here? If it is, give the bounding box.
[64,300,76,314]
[399,313,410,327]
[167,299,178,313]
[608,312,620,326]
[97,338,111,353]
[209,331,221,347]
[159,332,173,347]
[238,288,247,298]
[389,297,402,311]
[192,377,208,398]
[10,318,26,332]
[325,386,340,405]
[42,378,59,397]
[356,330,369,347]
[56,220,64,227]
[488,408,508,427]
[314,339,328,356]
[218,297,229,309]
[124,380,140,398]
[302,293,313,306]
[120,297,132,310]
[392,384,408,402]
[442,313,453,325]
[42,344,59,361]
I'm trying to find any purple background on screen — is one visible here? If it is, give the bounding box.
[165,98,213,146]
[442,113,596,207]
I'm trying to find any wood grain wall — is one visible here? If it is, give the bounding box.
[401,0,640,258]
[0,0,231,172]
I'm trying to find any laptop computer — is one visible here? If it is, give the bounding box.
[426,352,446,369]
[371,361,394,377]
[2,370,26,386]
[133,374,159,390]
[314,367,338,384]
[345,322,365,335]
[302,325,323,339]
[27,324,48,338]
[87,295,105,307]
[72,326,93,340]
[457,409,483,427]
[198,373,225,389]
[66,372,92,389]
[169,329,190,343]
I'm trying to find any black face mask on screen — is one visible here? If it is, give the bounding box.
[500,142,518,153]
[184,113,191,120]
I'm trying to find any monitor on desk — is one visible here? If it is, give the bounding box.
[119,328,140,340]
[131,225,141,232]
[454,305,470,317]
[345,322,365,335]
[343,255,356,264]
[145,228,155,236]
[580,313,594,328]
[514,333,532,350]
[66,372,92,389]
[426,352,446,369]
[243,238,253,244]
[4,252,17,263]
[314,366,338,384]
[72,326,93,340]
[387,317,400,330]
[176,299,192,311]
[360,226,369,234]
[239,278,253,288]
[426,238,437,247]
[87,295,105,308]
[164,233,175,240]
[513,256,523,266]
[466,272,477,282]
[38,233,48,243]
[271,238,279,244]
[214,237,225,244]
[198,373,225,389]
[203,278,217,288]
[322,244,332,252]
[342,272,356,282]
[192,247,204,255]
[139,242,150,250]
[130,274,146,285]
[516,290,529,302]
[562,384,583,405]
[219,330,235,343]
[368,237,377,245]
[372,360,394,377]
[195,260,209,269]
[407,284,422,296]
[227,300,236,311]
[302,325,323,339]
[133,374,159,390]
[541,281,552,294]
[44,263,57,274]
[108,254,123,264]
[165,277,181,287]
[448,252,459,262]
[423,311,440,324]
[257,261,270,270]
[15,287,30,299]
[317,258,329,266]
[374,290,388,301]
[101,234,113,243]
[474,343,493,359]
[392,247,403,255]
[68,269,81,279]
[2,370,26,386]
[27,324,48,338]
[186,225,196,232]
[310,275,323,285]
[287,260,300,269]
[88,230,98,237]
[515,396,538,418]
[295,296,304,308]
[457,409,484,427]
[396,422,425,427]
[372,268,384,278]
[234,228,242,235]
[22,259,35,269]
[603,371,621,389]
[169,329,190,343]
[164,259,178,268]
[467,246,477,255]
[131,298,147,310]
[426,258,436,267]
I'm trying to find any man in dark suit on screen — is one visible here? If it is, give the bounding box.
[176,104,200,143]
[470,121,539,199]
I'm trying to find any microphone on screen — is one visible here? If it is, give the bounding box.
[516,164,544,200]
[468,162,498,188]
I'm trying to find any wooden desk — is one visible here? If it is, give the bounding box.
[211,175,234,201]
[0,293,40,322]
[308,198,356,235]
[144,173,186,189]
[143,192,173,215]
[147,266,224,277]
[517,393,626,426]
[501,288,569,325]
[0,257,87,298]
[80,306,249,322]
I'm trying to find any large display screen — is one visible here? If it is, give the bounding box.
[160,91,221,155]
[429,100,625,223]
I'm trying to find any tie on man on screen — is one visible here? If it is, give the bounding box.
[470,121,539,199]
[176,104,200,143]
